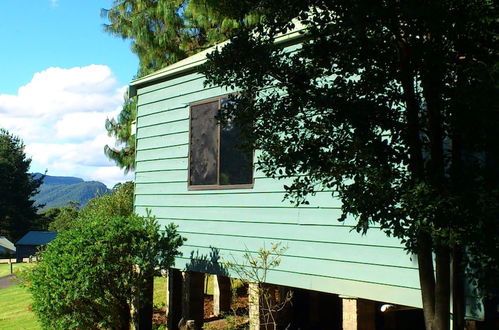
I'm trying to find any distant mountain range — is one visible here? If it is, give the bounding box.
[33,173,111,211]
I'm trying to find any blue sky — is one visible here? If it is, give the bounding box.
[0,0,139,187]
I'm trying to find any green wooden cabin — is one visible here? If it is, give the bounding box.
[130,30,425,327]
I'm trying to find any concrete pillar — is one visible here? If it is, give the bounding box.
[213,275,232,316]
[248,282,260,330]
[181,271,205,329]
[341,296,376,330]
[166,269,182,330]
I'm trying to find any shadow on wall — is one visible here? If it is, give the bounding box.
[184,247,230,277]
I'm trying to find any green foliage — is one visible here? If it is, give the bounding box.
[203,1,498,328]
[79,181,134,220]
[104,94,137,173]
[27,181,185,329]
[42,204,80,232]
[102,0,237,77]
[102,0,247,171]
[0,129,43,242]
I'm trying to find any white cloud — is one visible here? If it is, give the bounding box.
[0,65,131,187]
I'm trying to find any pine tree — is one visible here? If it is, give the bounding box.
[104,93,137,174]
[102,0,237,171]
[0,129,44,242]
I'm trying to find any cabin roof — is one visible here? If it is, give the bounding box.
[0,236,16,251]
[15,231,57,246]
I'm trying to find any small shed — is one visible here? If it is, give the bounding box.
[0,236,16,257]
[15,231,57,262]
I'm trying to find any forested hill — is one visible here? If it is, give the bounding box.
[33,173,111,211]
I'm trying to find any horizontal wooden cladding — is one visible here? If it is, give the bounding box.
[137,120,189,139]
[137,108,188,127]
[137,86,228,116]
[174,245,419,290]
[135,204,369,227]
[135,170,187,183]
[136,205,298,224]
[135,45,302,98]
[149,217,402,248]
[137,76,207,106]
[137,73,205,96]
[174,256,421,308]
[181,233,416,269]
[136,145,188,162]
[134,178,291,194]
[136,158,188,172]
[135,190,341,208]
[136,132,189,150]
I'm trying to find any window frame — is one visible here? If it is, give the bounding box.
[187,95,254,190]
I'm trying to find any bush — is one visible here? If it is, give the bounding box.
[27,183,184,329]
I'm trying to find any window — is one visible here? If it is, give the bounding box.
[189,97,253,189]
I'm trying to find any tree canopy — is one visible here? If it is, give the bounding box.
[102,0,251,170]
[202,1,499,329]
[0,128,43,242]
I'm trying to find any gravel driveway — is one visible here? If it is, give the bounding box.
[0,275,18,289]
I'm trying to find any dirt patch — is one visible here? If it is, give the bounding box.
[203,293,249,329]
[153,291,249,328]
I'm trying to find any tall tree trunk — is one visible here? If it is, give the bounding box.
[418,233,436,330]
[421,69,445,184]
[419,244,452,330]
[119,298,132,330]
[435,247,451,330]
[452,246,465,330]
[396,38,424,178]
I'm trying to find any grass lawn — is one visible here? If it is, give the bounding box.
[0,263,34,278]
[154,276,167,307]
[0,273,237,330]
[153,274,216,308]
[0,285,39,330]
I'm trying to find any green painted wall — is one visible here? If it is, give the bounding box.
[133,69,422,308]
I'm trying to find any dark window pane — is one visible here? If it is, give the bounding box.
[219,107,253,185]
[190,101,219,185]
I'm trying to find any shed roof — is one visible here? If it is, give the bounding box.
[15,231,57,246]
[0,236,16,251]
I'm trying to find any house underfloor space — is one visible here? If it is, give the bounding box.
[162,269,430,329]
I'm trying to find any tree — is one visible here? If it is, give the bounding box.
[202,1,499,329]
[0,129,44,242]
[104,95,137,174]
[102,0,244,171]
[28,182,185,330]
[40,202,80,232]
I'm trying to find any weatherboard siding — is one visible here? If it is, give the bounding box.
[133,69,422,308]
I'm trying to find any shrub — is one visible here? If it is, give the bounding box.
[27,183,183,329]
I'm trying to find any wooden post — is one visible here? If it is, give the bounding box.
[181,271,205,329]
[8,259,13,274]
[166,269,182,330]
[137,273,154,330]
[213,275,232,316]
[341,296,376,330]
